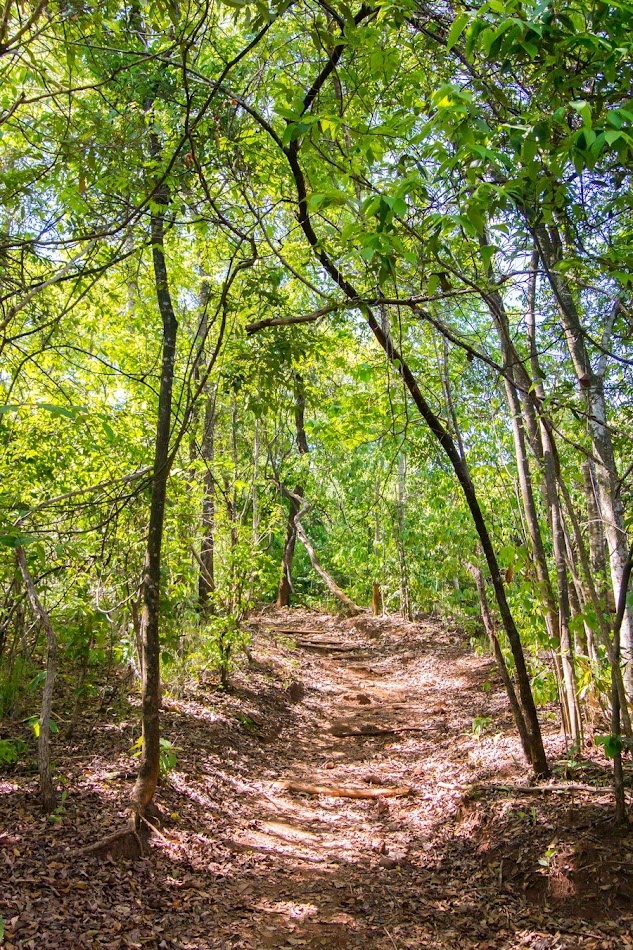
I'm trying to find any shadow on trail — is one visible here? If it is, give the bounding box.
[1,610,631,949]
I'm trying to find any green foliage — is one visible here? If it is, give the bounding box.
[529,669,559,708]
[469,716,492,738]
[0,738,26,769]
[515,806,538,826]
[25,716,59,739]
[203,615,250,687]
[0,0,631,778]
[0,658,34,718]
[595,734,624,759]
[48,790,68,825]
[538,845,558,870]
[130,736,178,777]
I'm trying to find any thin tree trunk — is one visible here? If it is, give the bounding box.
[130,596,143,680]
[502,357,560,647]
[15,545,57,813]
[372,476,383,615]
[278,490,302,607]
[277,373,309,607]
[540,422,581,744]
[252,418,260,545]
[524,261,624,732]
[489,272,582,744]
[558,476,632,738]
[245,418,261,606]
[582,460,608,602]
[467,562,532,756]
[222,395,240,613]
[611,544,632,822]
[65,633,91,741]
[536,227,633,696]
[438,335,466,462]
[396,453,411,620]
[285,490,361,616]
[199,386,216,615]
[133,184,178,818]
[484,274,582,742]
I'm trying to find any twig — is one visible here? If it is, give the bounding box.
[138,813,175,847]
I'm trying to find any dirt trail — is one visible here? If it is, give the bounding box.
[1,610,632,949]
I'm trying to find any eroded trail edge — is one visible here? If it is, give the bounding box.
[2,610,632,949]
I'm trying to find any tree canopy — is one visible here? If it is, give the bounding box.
[1,0,633,830]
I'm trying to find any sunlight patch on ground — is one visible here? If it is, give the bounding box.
[0,779,21,794]
[253,899,318,921]
[162,698,224,724]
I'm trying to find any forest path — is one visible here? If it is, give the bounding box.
[2,609,632,949]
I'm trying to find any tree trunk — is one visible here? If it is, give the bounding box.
[611,544,632,822]
[15,545,57,814]
[133,188,178,817]
[288,495,361,616]
[372,583,383,616]
[558,476,632,737]
[486,275,581,745]
[484,275,582,740]
[582,460,608,601]
[396,453,411,620]
[277,490,302,607]
[536,226,633,696]
[467,562,532,758]
[199,386,216,615]
[372,476,383,615]
[277,373,309,607]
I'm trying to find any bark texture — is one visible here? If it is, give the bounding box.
[199,387,217,614]
[133,190,178,816]
[536,226,633,696]
[277,373,309,607]
[15,545,57,813]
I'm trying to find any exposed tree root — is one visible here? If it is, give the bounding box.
[72,823,147,860]
[279,780,412,798]
[296,639,359,653]
[71,804,162,860]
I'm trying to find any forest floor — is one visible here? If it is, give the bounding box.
[2,609,633,949]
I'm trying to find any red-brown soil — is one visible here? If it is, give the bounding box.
[1,610,632,949]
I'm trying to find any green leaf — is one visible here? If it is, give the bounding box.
[447,12,469,51]
[0,534,39,549]
[100,418,116,441]
[307,193,327,211]
[427,273,440,296]
[38,404,77,420]
[129,735,143,756]
[480,244,496,271]
[570,100,592,128]
[595,733,623,758]
[604,130,622,146]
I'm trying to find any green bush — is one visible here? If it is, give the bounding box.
[0,657,34,717]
